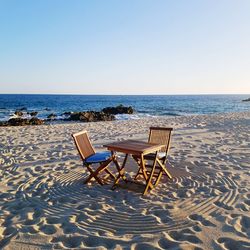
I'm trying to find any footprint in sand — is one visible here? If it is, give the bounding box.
[216,237,250,250]
[39,224,57,235]
[228,214,250,236]
[51,236,84,248]
[188,214,216,227]
[214,201,234,211]
[168,229,203,244]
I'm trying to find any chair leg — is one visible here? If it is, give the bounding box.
[154,170,163,186]
[104,168,115,179]
[84,158,113,185]
[84,165,104,185]
[143,152,158,195]
[134,167,143,180]
[140,155,149,182]
[157,159,172,179]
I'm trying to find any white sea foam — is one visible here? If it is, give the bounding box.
[115,113,157,120]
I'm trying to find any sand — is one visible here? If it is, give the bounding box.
[0,112,249,249]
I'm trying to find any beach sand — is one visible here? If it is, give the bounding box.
[0,112,249,249]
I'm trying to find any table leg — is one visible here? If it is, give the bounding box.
[143,151,158,195]
[132,155,142,180]
[140,154,148,181]
[112,152,128,189]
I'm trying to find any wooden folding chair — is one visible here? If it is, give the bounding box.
[72,130,115,185]
[134,127,173,186]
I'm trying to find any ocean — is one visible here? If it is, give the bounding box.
[0,94,249,121]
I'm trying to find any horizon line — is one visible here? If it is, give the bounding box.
[0,93,249,96]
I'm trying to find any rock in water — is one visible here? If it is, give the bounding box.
[0,105,134,126]
[8,118,28,126]
[19,107,27,111]
[14,110,23,116]
[102,105,134,115]
[4,117,44,126]
[242,98,250,102]
[29,111,38,117]
[29,117,44,125]
[62,112,72,116]
[47,113,57,120]
[0,121,8,126]
[68,111,115,122]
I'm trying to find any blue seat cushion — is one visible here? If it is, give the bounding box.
[85,151,112,164]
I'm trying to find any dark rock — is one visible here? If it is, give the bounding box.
[80,112,94,122]
[242,98,250,102]
[69,112,82,121]
[68,111,115,122]
[102,105,134,115]
[1,106,134,126]
[0,121,8,126]
[8,118,28,126]
[44,108,51,111]
[62,112,72,116]
[29,117,44,125]
[47,113,57,119]
[3,117,44,126]
[29,111,38,117]
[14,110,23,116]
[19,107,27,111]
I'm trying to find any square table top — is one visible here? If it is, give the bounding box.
[104,139,164,155]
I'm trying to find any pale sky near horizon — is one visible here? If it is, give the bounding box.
[0,0,250,94]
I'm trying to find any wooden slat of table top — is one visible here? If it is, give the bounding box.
[104,140,164,155]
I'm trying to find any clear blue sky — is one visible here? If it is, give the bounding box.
[0,0,249,94]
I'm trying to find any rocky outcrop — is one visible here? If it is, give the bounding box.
[8,118,28,126]
[0,117,44,126]
[242,98,250,102]
[102,105,134,115]
[62,112,72,116]
[15,110,39,117]
[47,113,57,120]
[28,111,38,117]
[0,121,8,126]
[68,111,115,122]
[0,105,134,126]
[28,117,44,125]
[14,110,23,116]
[19,107,27,111]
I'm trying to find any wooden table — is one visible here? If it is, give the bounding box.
[104,140,165,195]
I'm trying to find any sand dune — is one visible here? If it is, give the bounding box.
[0,112,249,249]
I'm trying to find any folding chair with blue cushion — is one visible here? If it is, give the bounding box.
[72,130,115,185]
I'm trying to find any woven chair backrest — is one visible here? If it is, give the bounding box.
[148,127,173,154]
[72,130,95,161]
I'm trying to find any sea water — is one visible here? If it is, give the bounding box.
[0,94,249,121]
